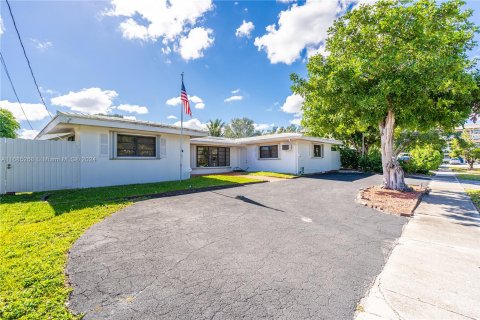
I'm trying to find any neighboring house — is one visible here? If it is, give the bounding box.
[0,112,341,193]
[190,134,342,175]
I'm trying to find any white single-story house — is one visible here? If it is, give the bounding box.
[190,134,342,175]
[1,112,341,193]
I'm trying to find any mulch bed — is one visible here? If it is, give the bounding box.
[357,185,429,217]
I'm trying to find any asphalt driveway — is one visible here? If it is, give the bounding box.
[67,173,426,320]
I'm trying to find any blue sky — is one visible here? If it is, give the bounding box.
[1,0,480,138]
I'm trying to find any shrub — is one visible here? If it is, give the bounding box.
[339,147,360,169]
[400,146,442,174]
[358,148,383,173]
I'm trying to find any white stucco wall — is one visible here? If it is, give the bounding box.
[297,141,341,174]
[244,142,298,174]
[77,126,190,188]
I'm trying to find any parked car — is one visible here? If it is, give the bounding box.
[397,153,411,161]
[449,158,461,165]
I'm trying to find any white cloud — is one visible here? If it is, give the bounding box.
[174,118,207,130]
[167,115,178,119]
[281,93,304,115]
[0,16,4,36]
[224,95,243,103]
[235,20,254,38]
[290,117,302,126]
[177,27,214,61]
[254,123,274,131]
[195,102,205,110]
[105,0,213,42]
[254,0,350,64]
[306,43,328,58]
[0,100,50,121]
[231,88,240,94]
[166,96,182,106]
[166,95,204,106]
[31,38,53,52]
[116,104,149,114]
[18,129,39,140]
[119,18,149,40]
[51,88,118,114]
[161,46,172,55]
[123,115,137,120]
[39,87,59,96]
[189,96,203,104]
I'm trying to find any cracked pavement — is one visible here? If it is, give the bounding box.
[67,173,426,320]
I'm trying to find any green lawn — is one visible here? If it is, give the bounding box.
[456,174,480,181]
[451,167,480,173]
[245,171,298,179]
[466,190,480,209]
[0,175,260,319]
[450,167,480,181]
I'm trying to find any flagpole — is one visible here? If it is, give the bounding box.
[180,72,184,182]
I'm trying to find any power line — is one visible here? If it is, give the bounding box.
[0,51,34,130]
[5,0,52,119]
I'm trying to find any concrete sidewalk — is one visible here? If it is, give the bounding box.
[355,172,480,320]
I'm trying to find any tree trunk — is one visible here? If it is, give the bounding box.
[379,109,409,191]
[468,160,474,170]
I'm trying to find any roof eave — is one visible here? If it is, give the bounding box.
[40,112,208,137]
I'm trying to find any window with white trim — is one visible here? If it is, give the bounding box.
[196,146,230,167]
[259,145,279,159]
[116,134,156,157]
[313,144,324,158]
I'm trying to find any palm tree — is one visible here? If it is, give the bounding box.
[206,119,225,137]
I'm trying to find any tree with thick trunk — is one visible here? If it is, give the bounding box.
[292,0,477,190]
[379,109,408,190]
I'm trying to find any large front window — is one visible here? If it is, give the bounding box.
[117,134,156,157]
[259,145,279,159]
[196,146,230,167]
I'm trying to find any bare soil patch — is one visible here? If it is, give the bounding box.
[357,185,428,216]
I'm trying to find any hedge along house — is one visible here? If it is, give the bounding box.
[190,134,342,175]
[34,112,206,189]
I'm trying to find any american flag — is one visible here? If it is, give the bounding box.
[181,81,192,117]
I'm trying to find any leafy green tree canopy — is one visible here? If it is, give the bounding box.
[264,124,302,135]
[0,108,20,138]
[224,117,260,138]
[292,0,478,190]
[450,131,480,169]
[206,119,225,137]
[395,129,447,154]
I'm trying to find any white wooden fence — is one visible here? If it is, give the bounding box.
[0,138,81,194]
